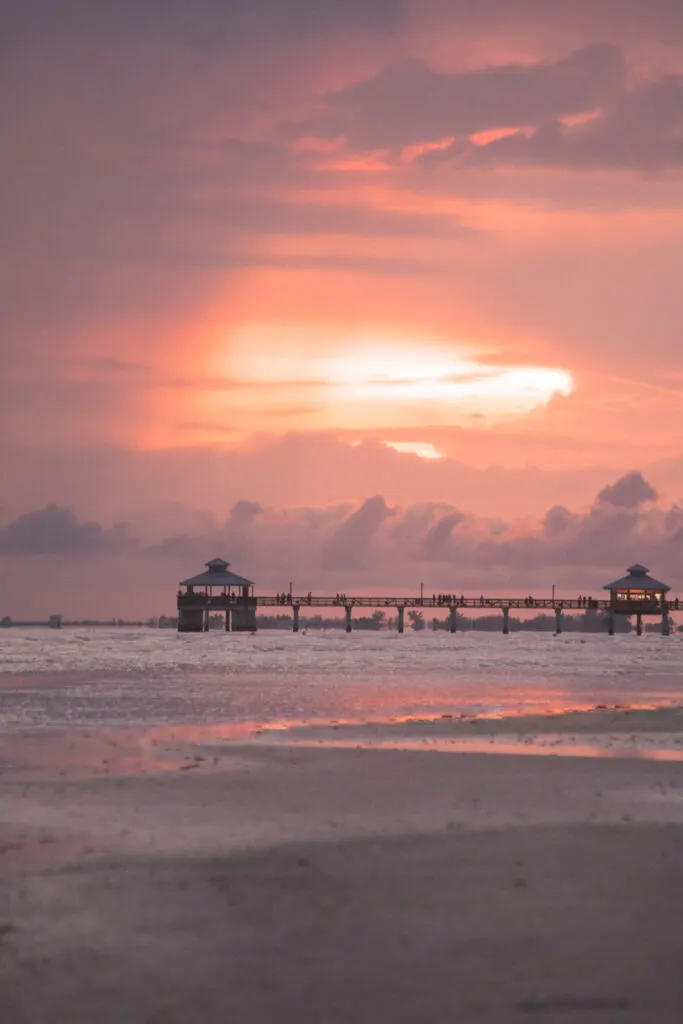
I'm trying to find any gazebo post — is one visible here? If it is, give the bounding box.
[636,612,643,636]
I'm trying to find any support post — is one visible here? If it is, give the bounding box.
[636,612,642,637]
[178,606,203,632]
[292,604,300,633]
[555,608,562,635]
[502,607,509,635]
[608,612,615,636]
[345,605,352,633]
[225,609,231,632]
[203,608,210,632]
[449,606,457,634]
[662,605,671,637]
[397,606,405,634]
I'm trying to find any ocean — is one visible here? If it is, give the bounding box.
[1,627,681,733]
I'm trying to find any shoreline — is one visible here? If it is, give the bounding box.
[2,703,683,781]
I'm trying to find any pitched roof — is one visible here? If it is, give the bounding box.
[180,558,253,588]
[603,564,670,592]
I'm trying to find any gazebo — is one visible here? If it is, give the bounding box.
[603,564,670,635]
[177,558,256,632]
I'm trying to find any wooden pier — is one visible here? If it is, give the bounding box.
[178,561,680,636]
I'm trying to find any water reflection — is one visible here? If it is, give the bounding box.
[2,705,683,779]
[259,734,683,762]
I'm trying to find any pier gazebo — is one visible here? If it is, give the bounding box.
[603,564,670,635]
[177,558,256,632]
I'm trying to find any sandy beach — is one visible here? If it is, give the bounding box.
[2,707,683,1023]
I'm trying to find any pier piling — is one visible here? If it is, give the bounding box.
[345,605,353,633]
[292,605,300,633]
[555,608,562,635]
[449,606,457,634]
[397,606,405,634]
[502,607,509,635]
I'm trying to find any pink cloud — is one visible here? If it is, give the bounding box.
[2,472,682,618]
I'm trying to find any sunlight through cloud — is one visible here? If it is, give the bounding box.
[221,326,574,430]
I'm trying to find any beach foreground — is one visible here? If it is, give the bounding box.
[2,715,683,1022]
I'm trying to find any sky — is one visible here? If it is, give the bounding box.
[1,0,683,617]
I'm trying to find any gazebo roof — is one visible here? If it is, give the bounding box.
[180,558,253,588]
[603,564,670,592]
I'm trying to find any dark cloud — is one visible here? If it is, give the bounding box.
[321,495,394,569]
[297,40,682,173]
[457,75,683,171]
[227,500,264,529]
[3,472,683,614]
[420,510,465,559]
[3,0,404,49]
[0,504,131,556]
[231,199,466,239]
[596,471,659,508]
[299,44,625,150]
[543,505,581,534]
[406,0,683,49]
[146,471,675,584]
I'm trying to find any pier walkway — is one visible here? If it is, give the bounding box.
[257,596,610,611]
[176,560,680,635]
[178,593,681,636]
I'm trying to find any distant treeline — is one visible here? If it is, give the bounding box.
[147,610,677,633]
[2,612,678,633]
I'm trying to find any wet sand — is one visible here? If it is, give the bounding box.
[2,711,683,1022]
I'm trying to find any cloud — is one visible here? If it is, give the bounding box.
[3,471,683,617]
[596,471,659,508]
[298,44,625,150]
[295,41,682,173]
[0,504,131,556]
[5,0,404,49]
[227,500,264,528]
[461,75,683,171]
[405,0,683,49]
[420,510,466,559]
[230,199,466,239]
[136,471,676,586]
[321,495,395,569]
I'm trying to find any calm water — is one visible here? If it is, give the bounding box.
[1,627,681,733]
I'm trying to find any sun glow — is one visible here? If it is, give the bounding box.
[324,348,573,416]
[218,327,574,431]
[383,441,445,459]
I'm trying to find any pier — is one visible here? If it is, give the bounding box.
[177,561,680,636]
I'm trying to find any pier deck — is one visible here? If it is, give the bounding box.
[257,596,609,610]
[180,594,680,611]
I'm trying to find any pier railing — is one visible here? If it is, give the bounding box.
[178,593,680,611]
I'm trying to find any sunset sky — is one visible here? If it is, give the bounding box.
[2,0,683,617]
